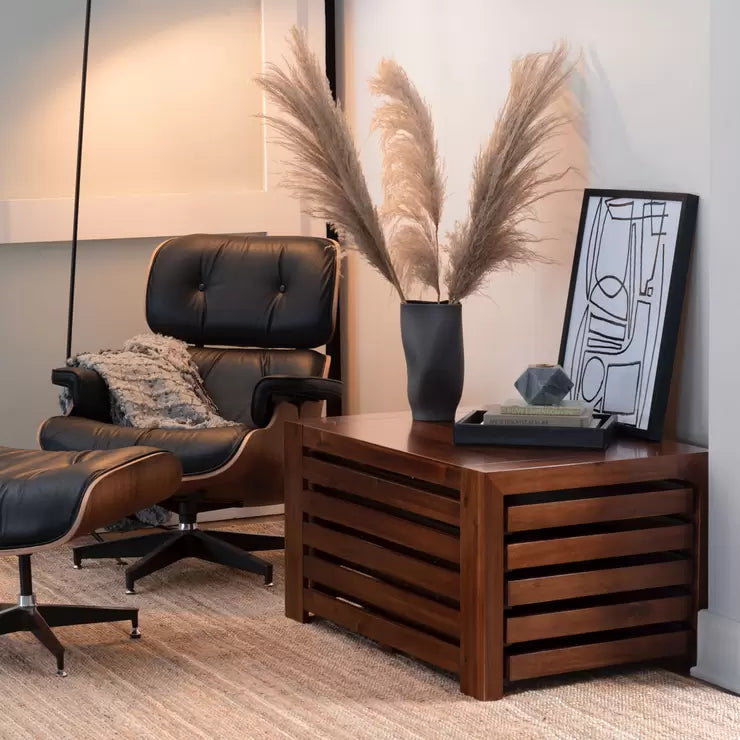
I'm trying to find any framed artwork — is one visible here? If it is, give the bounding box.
[558,189,699,440]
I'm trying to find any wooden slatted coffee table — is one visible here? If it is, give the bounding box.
[284,412,707,700]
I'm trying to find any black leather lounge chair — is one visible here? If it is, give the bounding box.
[39,234,342,593]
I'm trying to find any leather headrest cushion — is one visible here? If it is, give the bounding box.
[146,234,338,348]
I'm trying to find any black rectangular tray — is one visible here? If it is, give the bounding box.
[453,410,616,449]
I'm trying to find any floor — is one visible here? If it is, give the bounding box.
[0,518,738,740]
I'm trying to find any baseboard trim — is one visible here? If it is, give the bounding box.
[691,609,740,695]
[165,504,285,525]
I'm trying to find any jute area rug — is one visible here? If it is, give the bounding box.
[0,518,737,740]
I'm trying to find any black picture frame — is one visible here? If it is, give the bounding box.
[557,188,699,441]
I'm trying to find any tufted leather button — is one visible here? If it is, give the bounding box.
[198,283,205,292]
[278,284,286,293]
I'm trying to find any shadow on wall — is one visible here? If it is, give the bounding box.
[536,51,590,269]
[580,47,643,183]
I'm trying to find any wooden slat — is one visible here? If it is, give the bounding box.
[507,488,693,532]
[304,522,459,600]
[303,456,460,526]
[304,589,459,673]
[304,490,460,564]
[506,595,691,643]
[302,426,462,488]
[507,524,692,570]
[492,452,701,496]
[507,559,693,606]
[507,630,690,681]
[304,556,459,638]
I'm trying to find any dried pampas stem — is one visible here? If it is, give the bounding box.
[255,27,405,301]
[255,29,573,306]
[370,59,446,300]
[445,42,573,303]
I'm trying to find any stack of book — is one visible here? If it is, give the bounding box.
[483,399,595,428]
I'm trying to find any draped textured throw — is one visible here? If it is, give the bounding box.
[62,334,236,430]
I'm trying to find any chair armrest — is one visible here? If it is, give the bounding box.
[51,366,112,422]
[251,375,343,428]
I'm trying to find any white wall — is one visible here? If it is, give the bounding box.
[691,0,740,695]
[0,237,158,447]
[0,1,264,201]
[337,0,709,446]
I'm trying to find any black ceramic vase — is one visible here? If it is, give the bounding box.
[400,301,464,422]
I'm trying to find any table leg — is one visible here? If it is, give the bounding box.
[284,422,309,622]
[680,454,708,668]
[459,471,505,700]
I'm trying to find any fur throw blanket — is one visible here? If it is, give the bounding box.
[62,333,237,530]
[62,334,236,430]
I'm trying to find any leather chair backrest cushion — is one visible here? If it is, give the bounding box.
[146,234,338,349]
[189,346,328,426]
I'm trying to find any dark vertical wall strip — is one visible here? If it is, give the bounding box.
[324,0,343,416]
[66,0,93,360]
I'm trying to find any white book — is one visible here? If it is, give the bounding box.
[483,407,593,428]
[497,399,593,416]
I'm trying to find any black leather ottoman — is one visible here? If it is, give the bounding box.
[0,446,181,675]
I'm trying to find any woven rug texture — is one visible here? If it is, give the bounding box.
[0,519,738,740]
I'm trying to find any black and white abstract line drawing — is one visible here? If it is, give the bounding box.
[559,190,697,437]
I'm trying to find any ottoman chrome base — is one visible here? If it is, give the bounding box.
[0,555,140,676]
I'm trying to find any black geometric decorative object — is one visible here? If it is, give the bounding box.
[514,364,573,405]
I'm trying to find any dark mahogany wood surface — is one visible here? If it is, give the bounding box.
[298,411,706,479]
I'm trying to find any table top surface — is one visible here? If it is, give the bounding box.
[297,410,707,475]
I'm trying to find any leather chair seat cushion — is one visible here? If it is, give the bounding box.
[40,416,250,476]
[0,446,172,550]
